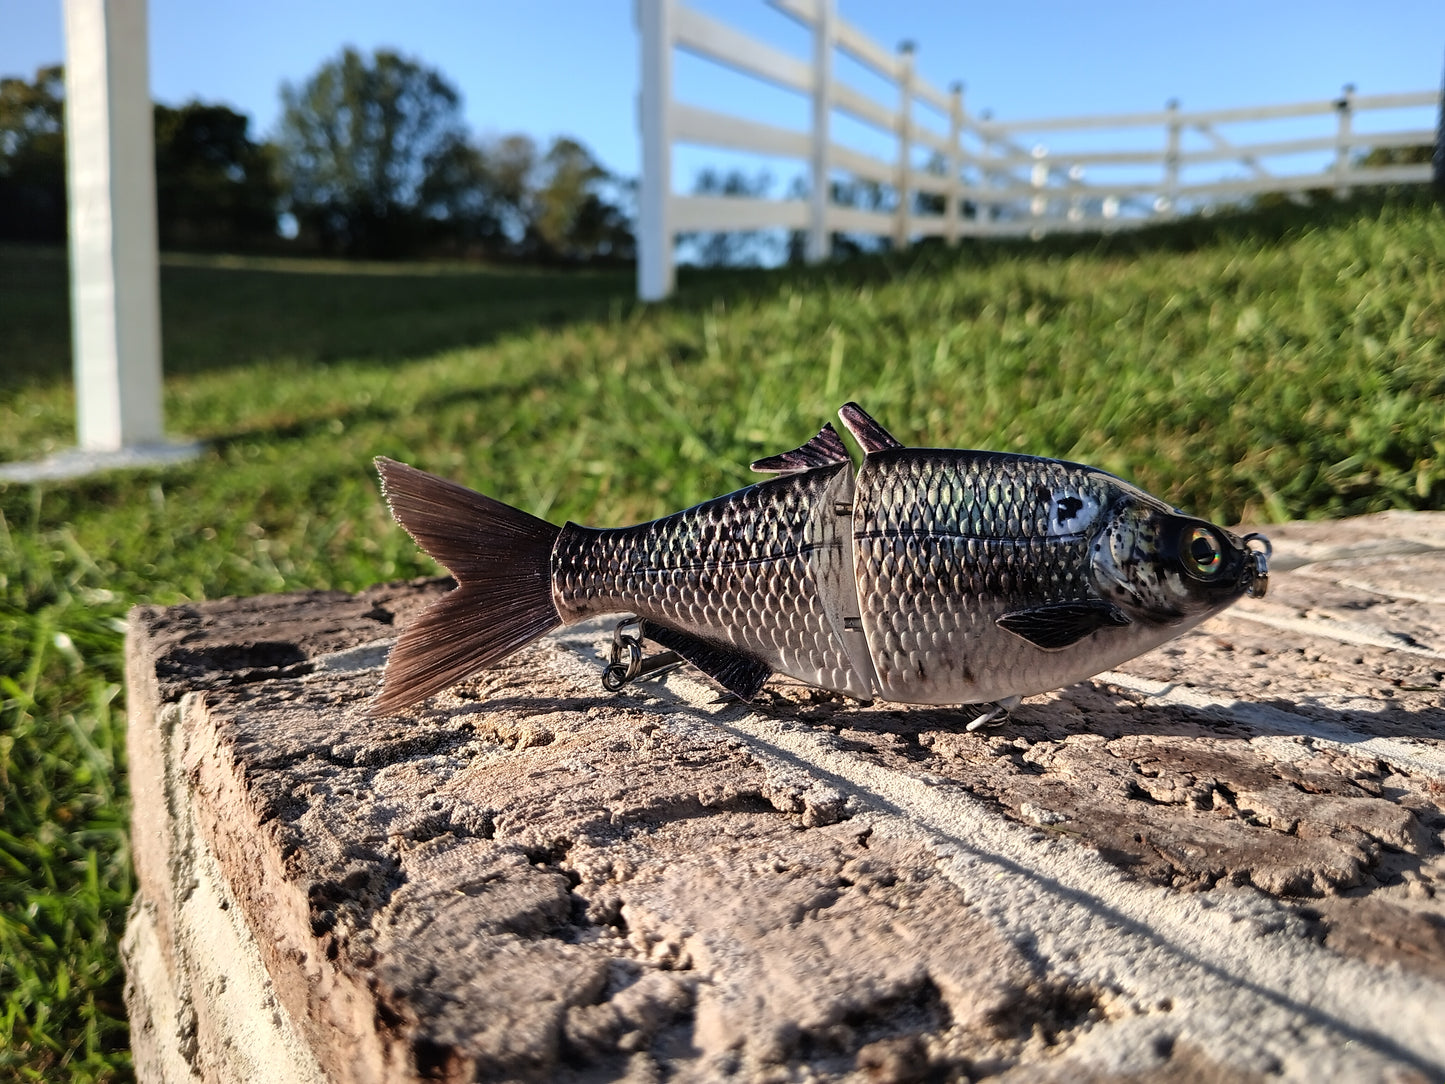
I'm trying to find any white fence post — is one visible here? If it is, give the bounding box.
[975,109,997,226]
[1030,145,1048,219]
[1067,163,1084,222]
[1334,83,1355,199]
[636,0,674,301]
[945,82,963,245]
[1160,98,1181,218]
[893,41,914,249]
[806,0,835,264]
[63,0,164,453]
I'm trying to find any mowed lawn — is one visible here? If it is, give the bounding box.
[2,194,1443,1079]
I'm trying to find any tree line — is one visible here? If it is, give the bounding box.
[0,47,634,263]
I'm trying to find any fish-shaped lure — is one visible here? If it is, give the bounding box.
[373,403,1269,724]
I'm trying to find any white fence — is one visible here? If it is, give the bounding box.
[635,0,1441,300]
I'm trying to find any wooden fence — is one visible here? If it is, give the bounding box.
[635,0,1440,300]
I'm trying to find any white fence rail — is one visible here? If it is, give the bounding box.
[635,0,1441,300]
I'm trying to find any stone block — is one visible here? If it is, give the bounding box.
[123,514,1445,1081]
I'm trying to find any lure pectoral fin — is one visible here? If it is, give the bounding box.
[995,599,1133,651]
[372,457,562,714]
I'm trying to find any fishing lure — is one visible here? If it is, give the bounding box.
[373,403,1268,725]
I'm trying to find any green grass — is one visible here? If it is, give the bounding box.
[1,193,1442,1079]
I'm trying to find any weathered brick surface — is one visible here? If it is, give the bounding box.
[123,513,1445,1082]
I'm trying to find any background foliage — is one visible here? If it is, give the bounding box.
[0,83,1442,1079]
[0,50,633,262]
[9,48,1433,268]
[0,65,67,244]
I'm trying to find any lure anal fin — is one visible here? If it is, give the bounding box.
[641,621,773,700]
[996,600,1132,651]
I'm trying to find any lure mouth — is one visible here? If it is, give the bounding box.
[1242,533,1271,598]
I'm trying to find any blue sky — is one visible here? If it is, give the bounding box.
[3,1,1440,192]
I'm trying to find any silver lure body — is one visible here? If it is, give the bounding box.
[554,442,1257,705]
[372,404,1268,714]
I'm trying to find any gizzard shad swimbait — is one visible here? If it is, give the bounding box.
[373,403,1269,725]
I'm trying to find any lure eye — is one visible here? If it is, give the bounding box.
[1183,526,1224,578]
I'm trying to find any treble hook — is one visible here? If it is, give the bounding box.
[601,617,683,692]
[1242,533,1271,599]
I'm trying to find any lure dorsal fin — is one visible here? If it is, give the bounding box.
[750,423,853,474]
[996,599,1132,651]
[641,621,772,700]
[838,402,905,452]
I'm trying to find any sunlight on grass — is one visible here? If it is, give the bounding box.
[0,193,1442,1077]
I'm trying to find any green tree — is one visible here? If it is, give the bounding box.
[472,132,539,253]
[0,65,66,243]
[415,135,507,253]
[426,132,633,263]
[1355,143,1434,169]
[531,137,634,262]
[275,46,472,257]
[154,101,279,250]
[1,67,283,250]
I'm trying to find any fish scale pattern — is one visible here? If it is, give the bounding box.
[854,449,1116,704]
[379,409,1262,713]
[553,463,870,696]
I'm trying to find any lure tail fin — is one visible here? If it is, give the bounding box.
[372,457,562,714]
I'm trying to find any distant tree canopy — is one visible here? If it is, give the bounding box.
[532,137,635,261]
[0,65,66,242]
[409,130,634,261]
[484,134,635,262]
[153,101,280,250]
[0,66,279,249]
[276,47,471,257]
[1355,143,1434,169]
[274,47,633,261]
[0,49,633,263]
